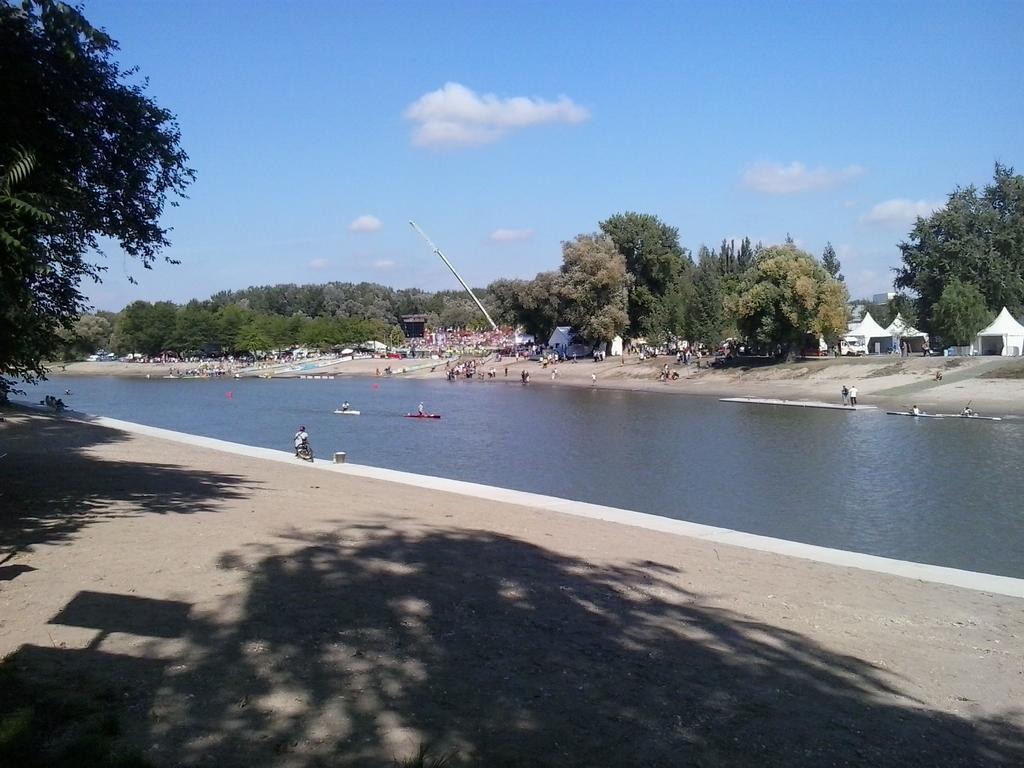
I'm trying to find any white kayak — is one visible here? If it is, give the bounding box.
[937,414,1002,421]
[333,409,361,415]
[886,411,944,418]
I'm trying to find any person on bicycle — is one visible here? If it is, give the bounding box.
[294,425,310,457]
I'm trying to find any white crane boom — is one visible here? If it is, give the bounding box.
[408,221,498,332]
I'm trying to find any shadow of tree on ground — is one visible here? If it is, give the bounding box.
[0,413,256,558]
[14,526,1020,767]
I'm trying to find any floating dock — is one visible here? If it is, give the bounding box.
[720,397,877,411]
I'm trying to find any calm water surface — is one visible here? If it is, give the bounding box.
[20,374,1024,578]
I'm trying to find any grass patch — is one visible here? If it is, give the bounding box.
[0,655,152,768]
[979,360,1024,379]
[865,362,906,378]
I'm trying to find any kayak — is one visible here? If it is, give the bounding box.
[937,414,1002,421]
[333,409,361,415]
[886,411,944,418]
[405,413,441,419]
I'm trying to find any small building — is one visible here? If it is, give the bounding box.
[400,314,428,339]
[548,326,573,352]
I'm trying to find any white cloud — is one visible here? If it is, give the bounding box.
[308,258,329,269]
[404,82,590,148]
[740,161,866,195]
[489,228,534,242]
[372,259,396,271]
[349,214,382,232]
[860,198,943,227]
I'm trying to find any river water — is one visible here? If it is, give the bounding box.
[18,374,1024,578]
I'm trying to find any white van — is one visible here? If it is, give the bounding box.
[840,337,866,356]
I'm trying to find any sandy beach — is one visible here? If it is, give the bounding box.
[58,354,1024,416]
[1,410,1021,766]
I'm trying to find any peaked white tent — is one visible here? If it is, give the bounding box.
[846,311,890,354]
[885,314,928,353]
[974,307,1024,356]
[548,326,573,352]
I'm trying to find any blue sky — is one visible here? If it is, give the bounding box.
[80,0,1023,310]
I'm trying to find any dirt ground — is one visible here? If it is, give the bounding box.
[1,412,1022,767]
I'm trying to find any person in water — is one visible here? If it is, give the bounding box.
[911,405,922,416]
[417,402,425,416]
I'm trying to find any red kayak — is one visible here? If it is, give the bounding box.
[405,413,441,419]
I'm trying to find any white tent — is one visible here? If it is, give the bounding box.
[846,311,890,354]
[360,340,387,352]
[974,307,1024,356]
[885,314,928,353]
[548,326,573,351]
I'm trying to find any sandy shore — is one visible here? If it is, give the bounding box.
[1,411,1021,766]
[59,354,1024,416]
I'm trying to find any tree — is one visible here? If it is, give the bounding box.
[0,0,194,392]
[118,300,177,356]
[558,234,629,343]
[821,242,843,282]
[385,325,405,349]
[725,244,848,358]
[688,248,725,345]
[886,293,917,327]
[170,304,218,355]
[599,212,692,341]
[931,279,992,346]
[894,163,1024,331]
[492,272,564,341]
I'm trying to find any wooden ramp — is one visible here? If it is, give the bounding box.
[720,397,877,411]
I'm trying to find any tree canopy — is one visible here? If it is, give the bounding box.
[0,0,193,393]
[725,244,848,356]
[894,163,1024,331]
[558,234,629,342]
[599,212,692,342]
[931,279,992,346]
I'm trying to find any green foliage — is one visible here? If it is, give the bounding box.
[895,163,1024,330]
[599,212,693,341]
[821,241,843,282]
[726,244,848,355]
[0,0,193,391]
[558,234,629,342]
[931,279,993,346]
[886,293,917,327]
[486,272,563,340]
[688,248,725,345]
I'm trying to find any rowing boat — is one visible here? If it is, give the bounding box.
[405,413,441,419]
[333,409,361,415]
[885,411,944,418]
[937,414,1002,421]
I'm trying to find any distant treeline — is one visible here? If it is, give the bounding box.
[62,165,1024,360]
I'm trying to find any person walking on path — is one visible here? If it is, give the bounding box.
[849,385,858,406]
[841,385,849,406]
[591,373,597,386]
